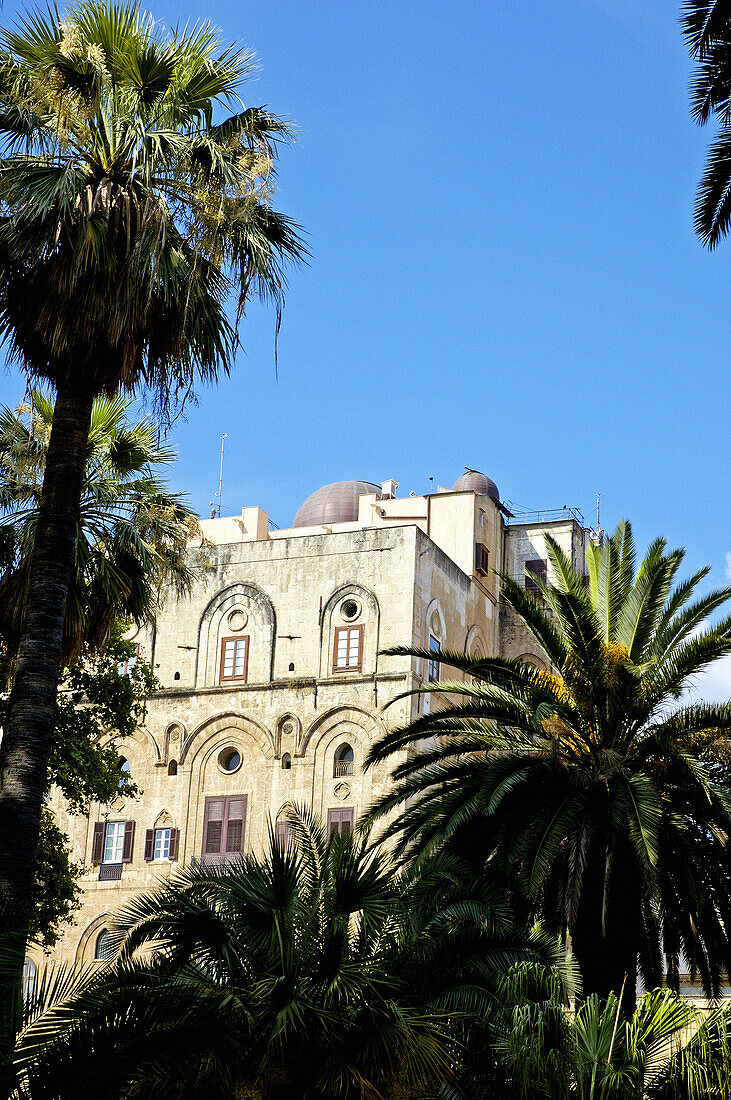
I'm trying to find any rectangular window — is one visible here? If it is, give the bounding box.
[153,828,171,860]
[219,636,249,683]
[525,559,548,593]
[428,635,441,683]
[327,807,355,837]
[275,821,296,851]
[475,543,489,576]
[144,827,179,861]
[201,795,248,862]
[332,625,363,672]
[103,821,125,864]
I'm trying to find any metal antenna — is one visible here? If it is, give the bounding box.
[216,433,227,518]
[591,493,603,546]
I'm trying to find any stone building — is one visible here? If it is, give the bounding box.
[40,470,588,968]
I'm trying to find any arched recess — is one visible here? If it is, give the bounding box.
[304,706,386,827]
[75,912,115,966]
[100,725,162,769]
[301,705,386,758]
[180,712,276,766]
[319,583,380,678]
[464,625,487,659]
[275,713,302,758]
[196,582,276,687]
[517,651,547,671]
[164,722,186,765]
[425,598,446,644]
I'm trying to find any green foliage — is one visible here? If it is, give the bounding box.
[683,1,731,246]
[0,628,155,947]
[30,812,81,952]
[0,0,306,405]
[364,521,731,1005]
[487,966,731,1100]
[0,390,202,664]
[7,807,460,1099]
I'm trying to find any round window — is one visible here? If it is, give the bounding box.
[341,599,359,621]
[218,747,242,773]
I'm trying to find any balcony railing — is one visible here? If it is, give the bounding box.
[98,863,122,882]
[334,760,354,777]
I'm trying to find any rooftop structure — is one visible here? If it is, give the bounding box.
[41,466,589,969]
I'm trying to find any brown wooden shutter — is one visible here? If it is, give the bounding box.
[122,820,135,863]
[525,559,547,592]
[327,808,338,837]
[225,796,247,855]
[327,808,355,837]
[91,822,104,865]
[168,828,179,861]
[202,797,226,858]
[144,830,154,861]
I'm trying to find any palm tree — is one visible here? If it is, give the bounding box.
[7,809,452,1099]
[490,961,731,1100]
[0,0,304,944]
[0,388,199,667]
[682,0,731,245]
[364,521,731,1010]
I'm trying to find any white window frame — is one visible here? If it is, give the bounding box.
[153,827,172,860]
[103,820,125,864]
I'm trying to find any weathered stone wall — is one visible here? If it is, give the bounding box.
[40,503,588,968]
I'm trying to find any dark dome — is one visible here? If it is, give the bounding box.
[292,481,381,528]
[452,470,500,502]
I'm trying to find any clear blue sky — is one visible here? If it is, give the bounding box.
[1,0,730,679]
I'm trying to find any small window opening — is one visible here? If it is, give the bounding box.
[428,636,441,682]
[218,747,242,773]
[281,753,292,770]
[94,929,115,961]
[168,759,178,776]
[23,958,36,1001]
[118,757,130,774]
[173,671,180,681]
[334,743,354,778]
[288,662,295,672]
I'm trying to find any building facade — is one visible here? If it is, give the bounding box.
[43,470,588,967]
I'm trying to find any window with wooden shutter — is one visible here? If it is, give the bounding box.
[122,820,135,862]
[202,796,247,862]
[168,828,179,861]
[525,559,547,593]
[225,797,247,854]
[219,636,249,682]
[327,807,355,837]
[332,625,363,672]
[475,543,489,576]
[91,822,105,864]
[275,820,295,851]
[144,830,155,861]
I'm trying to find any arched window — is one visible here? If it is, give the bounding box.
[333,743,354,778]
[168,759,178,776]
[22,958,36,1001]
[281,753,292,770]
[94,929,115,962]
[118,756,130,774]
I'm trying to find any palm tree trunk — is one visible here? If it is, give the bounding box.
[0,381,93,937]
